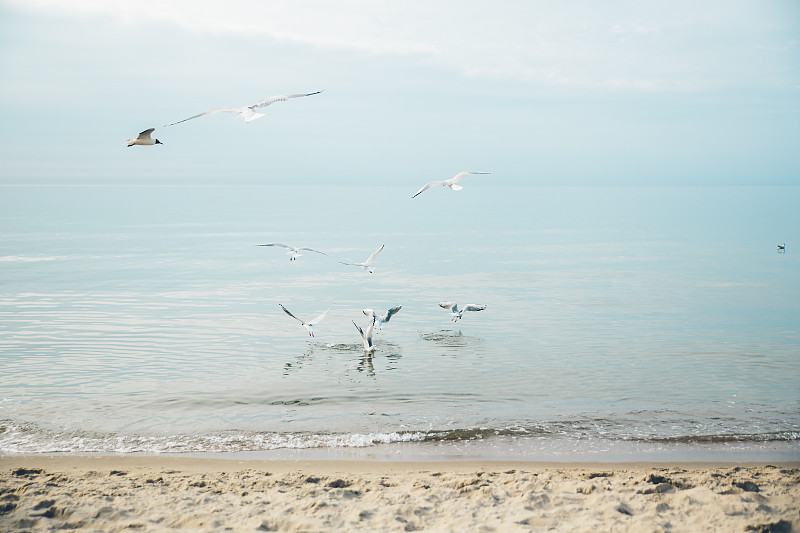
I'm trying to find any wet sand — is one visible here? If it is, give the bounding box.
[1,456,798,532]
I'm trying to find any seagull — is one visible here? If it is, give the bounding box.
[256,242,328,261]
[279,303,333,337]
[353,317,377,353]
[411,171,490,198]
[164,91,323,126]
[340,244,384,273]
[778,243,786,252]
[363,305,402,329]
[126,128,163,147]
[439,302,487,322]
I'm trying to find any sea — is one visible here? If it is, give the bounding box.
[1,183,798,462]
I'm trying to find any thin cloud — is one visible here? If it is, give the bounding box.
[5,0,799,91]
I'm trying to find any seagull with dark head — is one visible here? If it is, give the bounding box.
[439,302,487,322]
[126,128,163,147]
[362,305,402,329]
[353,316,377,353]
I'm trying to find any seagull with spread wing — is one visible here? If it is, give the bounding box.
[279,303,333,337]
[353,317,377,353]
[362,305,402,329]
[340,244,384,273]
[411,171,490,198]
[256,242,328,261]
[164,91,323,126]
[439,302,487,322]
[126,128,163,147]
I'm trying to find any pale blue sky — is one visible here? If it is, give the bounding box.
[0,0,798,185]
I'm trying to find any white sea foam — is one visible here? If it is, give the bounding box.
[1,185,798,462]
[0,422,427,454]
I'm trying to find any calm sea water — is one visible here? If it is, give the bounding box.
[1,184,798,461]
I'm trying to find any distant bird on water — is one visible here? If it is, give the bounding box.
[439,302,487,322]
[279,303,333,337]
[353,317,377,353]
[778,243,786,252]
[164,91,323,126]
[125,128,162,147]
[363,305,402,329]
[340,244,384,273]
[256,242,327,261]
[412,171,490,198]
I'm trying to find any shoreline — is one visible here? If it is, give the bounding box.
[2,455,798,531]
[3,430,797,464]
[3,453,800,472]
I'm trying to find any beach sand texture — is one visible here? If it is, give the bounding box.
[1,457,798,532]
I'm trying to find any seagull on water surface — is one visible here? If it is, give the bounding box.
[164,91,323,126]
[363,305,402,329]
[340,244,384,273]
[126,128,163,147]
[279,304,333,337]
[353,317,377,353]
[439,302,487,322]
[256,242,327,261]
[411,171,490,198]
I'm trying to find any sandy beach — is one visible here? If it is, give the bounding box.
[0,456,797,532]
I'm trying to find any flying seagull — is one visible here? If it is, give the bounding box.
[778,243,786,252]
[256,242,327,261]
[340,244,384,273]
[164,91,323,126]
[363,305,402,329]
[353,317,377,353]
[279,303,333,337]
[439,302,487,322]
[412,171,490,198]
[126,128,163,147]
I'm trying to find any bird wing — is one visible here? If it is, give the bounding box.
[364,244,384,264]
[256,243,291,249]
[382,305,402,323]
[253,91,323,109]
[449,171,489,184]
[309,306,333,326]
[164,108,243,127]
[448,172,472,184]
[448,172,476,184]
[137,128,155,140]
[353,320,366,341]
[297,247,327,255]
[439,302,457,312]
[279,304,304,324]
[412,181,442,198]
[463,304,487,312]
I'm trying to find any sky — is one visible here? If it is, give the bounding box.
[0,0,798,186]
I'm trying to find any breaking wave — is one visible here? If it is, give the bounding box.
[1,419,796,455]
